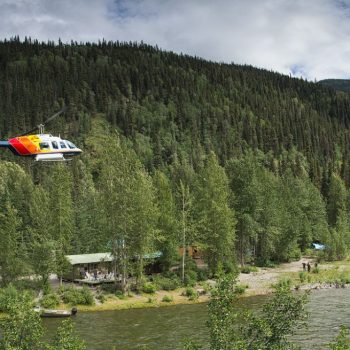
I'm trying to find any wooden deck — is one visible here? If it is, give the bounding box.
[74,278,118,285]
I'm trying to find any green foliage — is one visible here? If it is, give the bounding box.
[2,40,350,289]
[206,273,307,350]
[47,319,86,350]
[240,285,308,350]
[340,274,350,284]
[115,290,126,300]
[234,284,248,295]
[154,275,181,291]
[142,283,157,294]
[329,325,350,350]
[194,152,236,275]
[299,271,307,283]
[320,79,350,92]
[240,266,259,274]
[207,273,239,349]
[183,339,202,350]
[31,240,56,294]
[61,287,95,306]
[96,293,106,304]
[312,266,320,274]
[184,270,197,287]
[184,287,198,300]
[100,283,116,294]
[161,295,173,303]
[0,287,84,350]
[0,284,21,312]
[0,201,24,286]
[0,289,43,350]
[41,293,60,309]
[274,277,292,289]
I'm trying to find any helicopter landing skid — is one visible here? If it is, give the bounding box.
[35,158,73,162]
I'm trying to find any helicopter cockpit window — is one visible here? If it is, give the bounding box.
[67,141,76,149]
[39,142,50,150]
[52,141,59,149]
[60,141,67,149]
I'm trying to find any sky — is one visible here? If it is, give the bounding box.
[0,0,350,80]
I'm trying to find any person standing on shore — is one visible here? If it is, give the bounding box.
[307,262,311,273]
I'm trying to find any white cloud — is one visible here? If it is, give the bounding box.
[0,0,349,80]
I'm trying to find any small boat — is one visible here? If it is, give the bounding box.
[35,307,77,318]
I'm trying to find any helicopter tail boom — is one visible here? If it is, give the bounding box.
[0,141,10,148]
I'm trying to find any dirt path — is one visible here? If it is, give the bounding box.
[238,258,315,296]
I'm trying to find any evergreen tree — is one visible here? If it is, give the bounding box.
[153,170,179,271]
[0,202,23,286]
[194,152,236,274]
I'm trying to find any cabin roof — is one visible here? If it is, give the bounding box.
[66,253,113,265]
[66,251,163,265]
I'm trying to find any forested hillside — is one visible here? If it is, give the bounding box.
[319,79,350,92]
[1,37,350,285]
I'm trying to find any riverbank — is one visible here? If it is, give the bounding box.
[239,257,350,296]
[49,258,350,312]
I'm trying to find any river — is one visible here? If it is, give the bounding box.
[43,288,350,350]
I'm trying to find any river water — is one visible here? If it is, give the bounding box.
[44,288,350,350]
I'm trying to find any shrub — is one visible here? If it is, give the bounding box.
[299,271,307,283]
[312,267,320,274]
[13,279,40,291]
[154,276,180,291]
[196,269,208,281]
[100,283,116,294]
[274,277,292,289]
[41,293,60,308]
[184,271,197,287]
[340,274,350,284]
[240,266,259,274]
[96,293,106,304]
[162,295,173,303]
[234,284,247,295]
[142,283,156,294]
[115,290,126,299]
[0,285,19,312]
[61,286,95,305]
[198,281,211,293]
[184,287,197,300]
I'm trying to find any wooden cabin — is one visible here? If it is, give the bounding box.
[64,251,163,282]
[65,253,113,280]
[178,245,201,259]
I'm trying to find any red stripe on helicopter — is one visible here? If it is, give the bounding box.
[9,138,31,155]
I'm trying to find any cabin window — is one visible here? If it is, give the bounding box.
[67,141,76,149]
[60,141,67,149]
[52,141,59,149]
[39,142,50,150]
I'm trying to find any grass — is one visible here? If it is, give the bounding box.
[278,261,350,288]
[60,288,209,312]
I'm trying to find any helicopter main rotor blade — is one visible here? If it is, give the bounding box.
[16,126,39,137]
[14,106,67,137]
[42,106,67,126]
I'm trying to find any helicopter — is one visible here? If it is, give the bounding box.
[0,107,82,162]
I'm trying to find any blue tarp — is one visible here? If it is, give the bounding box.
[312,243,325,250]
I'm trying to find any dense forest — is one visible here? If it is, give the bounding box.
[319,79,350,92]
[1,37,350,287]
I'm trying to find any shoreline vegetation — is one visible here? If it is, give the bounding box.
[38,257,350,313]
[2,257,350,316]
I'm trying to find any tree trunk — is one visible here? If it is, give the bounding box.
[181,188,186,283]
